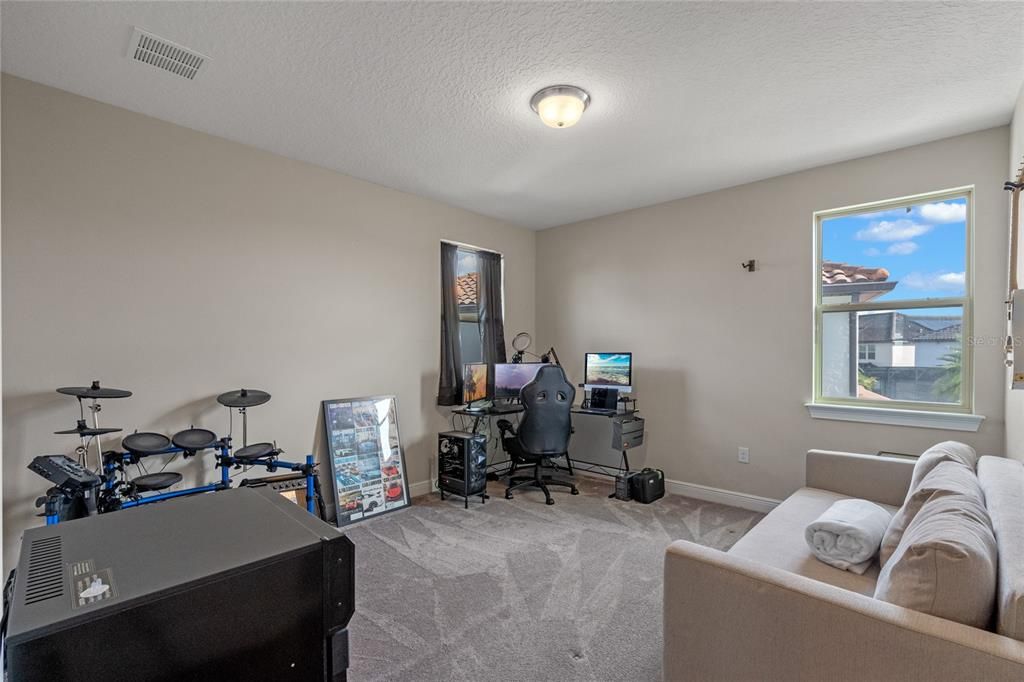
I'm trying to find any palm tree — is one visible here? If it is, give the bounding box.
[858,370,879,392]
[934,347,961,400]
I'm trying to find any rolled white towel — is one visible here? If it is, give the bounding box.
[804,499,892,574]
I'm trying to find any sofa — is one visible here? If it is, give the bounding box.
[663,449,1024,681]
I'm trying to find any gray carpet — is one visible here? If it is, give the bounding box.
[343,477,763,682]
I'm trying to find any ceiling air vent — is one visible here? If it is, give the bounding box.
[127,27,208,81]
[23,536,64,605]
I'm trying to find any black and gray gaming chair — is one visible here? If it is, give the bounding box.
[497,365,578,505]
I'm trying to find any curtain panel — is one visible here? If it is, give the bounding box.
[437,242,463,406]
[478,250,507,367]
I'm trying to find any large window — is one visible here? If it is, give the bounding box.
[814,188,972,412]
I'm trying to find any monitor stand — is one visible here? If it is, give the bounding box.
[464,400,487,413]
[590,388,619,411]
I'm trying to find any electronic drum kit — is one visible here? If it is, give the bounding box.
[30,382,318,524]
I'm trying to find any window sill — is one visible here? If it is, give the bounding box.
[805,403,984,432]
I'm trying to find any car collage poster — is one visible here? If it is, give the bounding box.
[322,395,410,526]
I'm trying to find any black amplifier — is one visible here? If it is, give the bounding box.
[6,488,354,682]
[438,431,487,507]
[240,471,325,520]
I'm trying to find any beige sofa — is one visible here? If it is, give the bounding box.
[664,450,1024,681]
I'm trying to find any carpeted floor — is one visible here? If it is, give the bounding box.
[343,477,763,682]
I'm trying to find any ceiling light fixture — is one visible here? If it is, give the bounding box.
[530,85,590,129]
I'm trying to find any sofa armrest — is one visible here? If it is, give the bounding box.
[664,541,1024,681]
[805,449,914,506]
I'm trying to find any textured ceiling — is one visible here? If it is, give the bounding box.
[2,2,1023,229]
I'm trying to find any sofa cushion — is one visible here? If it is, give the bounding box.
[728,487,897,596]
[978,456,1024,641]
[874,494,997,629]
[907,441,978,493]
[880,460,983,566]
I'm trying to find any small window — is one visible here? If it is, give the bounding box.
[814,188,971,411]
[455,248,483,364]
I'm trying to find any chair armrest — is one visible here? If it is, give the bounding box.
[805,449,914,506]
[664,541,1024,681]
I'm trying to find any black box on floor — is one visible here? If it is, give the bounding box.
[5,487,354,682]
[438,431,487,499]
[614,471,636,500]
[629,468,665,503]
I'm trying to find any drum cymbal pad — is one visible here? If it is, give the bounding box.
[216,389,271,408]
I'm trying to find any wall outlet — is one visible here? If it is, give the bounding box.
[738,447,750,463]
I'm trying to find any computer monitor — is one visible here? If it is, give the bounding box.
[584,353,633,393]
[494,363,544,399]
[462,362,489,404]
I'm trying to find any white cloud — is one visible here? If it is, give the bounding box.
[457,251,477,272]
[864,247,881,257]
[902,271,965,292]
[886,241,919,255]
[918,202,966,223]
[855,219,933,242]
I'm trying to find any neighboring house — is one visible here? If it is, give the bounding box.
[820,262,896,400]
[857,312,961,370]
[819,262,960,403]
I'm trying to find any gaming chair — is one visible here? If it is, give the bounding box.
[497,364,578,505]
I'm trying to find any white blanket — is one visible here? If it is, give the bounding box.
[804,499,892,574]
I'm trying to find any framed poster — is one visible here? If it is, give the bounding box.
[321,395,410,526]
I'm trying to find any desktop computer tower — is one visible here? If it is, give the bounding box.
[438,431,488,499]
[5,487,354,682]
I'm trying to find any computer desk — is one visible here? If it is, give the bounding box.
[569,407,642,478]
[449,404,644,488]
[450,404,525,476]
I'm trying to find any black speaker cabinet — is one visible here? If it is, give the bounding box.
[438,431,487,508]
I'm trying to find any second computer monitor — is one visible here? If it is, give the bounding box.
[494,363,544,399]
[584,353,632,393]
[463,363,489,404]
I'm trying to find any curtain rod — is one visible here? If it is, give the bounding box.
[441,238,503,257]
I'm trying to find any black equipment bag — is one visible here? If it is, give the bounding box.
[629,468,665,504]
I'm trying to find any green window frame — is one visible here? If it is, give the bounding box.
[812,186,974,413]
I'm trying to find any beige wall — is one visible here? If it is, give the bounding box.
[1005,85,1024,461]
[0,74,535,570]
[537,127,1010,502]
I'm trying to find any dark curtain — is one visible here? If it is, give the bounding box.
[478,250,507,367]
[437,242,463,406]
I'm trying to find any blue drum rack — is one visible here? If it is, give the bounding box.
[93,438,318,519]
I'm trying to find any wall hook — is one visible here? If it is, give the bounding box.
[741,259,756,273]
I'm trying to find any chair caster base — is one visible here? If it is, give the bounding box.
[505,492,513,500]
[570,488,579,495]
[545,498,555,506]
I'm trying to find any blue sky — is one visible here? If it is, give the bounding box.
[822,197,967,301]
[457,249,477,276]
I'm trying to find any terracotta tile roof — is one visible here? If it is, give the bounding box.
[822,261,890,285]
[857,385,891,400]
[456,272,478,306]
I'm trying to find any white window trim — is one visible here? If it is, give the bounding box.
[811,186,979,428]
[805,402,984,432]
